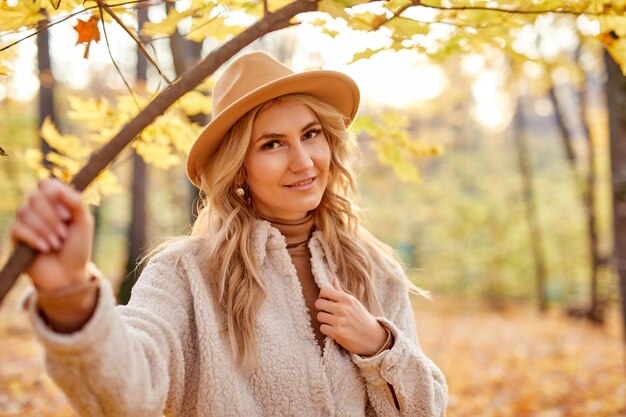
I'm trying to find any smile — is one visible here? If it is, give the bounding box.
[286,177,316,189]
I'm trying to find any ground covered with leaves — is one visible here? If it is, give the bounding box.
[0,293,624,416]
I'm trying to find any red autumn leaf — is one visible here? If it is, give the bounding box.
[73,16,101,59]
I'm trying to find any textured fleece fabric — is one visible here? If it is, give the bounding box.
[24,220,448,417]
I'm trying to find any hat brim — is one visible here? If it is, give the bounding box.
[186,70,360,188]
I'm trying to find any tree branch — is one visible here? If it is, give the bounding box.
[0,0,318,304]
[99,0,173,85]
[416,0,595,16]
[0,0,160,51]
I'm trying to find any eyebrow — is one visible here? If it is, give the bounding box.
[254,121,321,143]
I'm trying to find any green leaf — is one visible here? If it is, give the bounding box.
[351,115,380,135]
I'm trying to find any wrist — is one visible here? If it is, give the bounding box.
[36,268,100,333]
[363,322,392,357]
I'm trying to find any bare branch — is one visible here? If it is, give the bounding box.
[416,0,594,16]
[98,3,140,109]
[0,0,162,52]
[99,0,174,85]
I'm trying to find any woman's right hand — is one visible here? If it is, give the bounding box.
[10,178,94,293]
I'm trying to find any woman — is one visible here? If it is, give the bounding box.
[11,51,447,416]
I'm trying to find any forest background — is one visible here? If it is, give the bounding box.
[0,0,625,415]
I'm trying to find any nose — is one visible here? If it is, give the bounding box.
[289,142,314,172]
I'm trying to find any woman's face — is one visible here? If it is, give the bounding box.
[244,100,331,221]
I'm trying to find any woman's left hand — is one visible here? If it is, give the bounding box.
[315,277,388,357]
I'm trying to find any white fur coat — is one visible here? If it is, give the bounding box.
[25,220,447,416]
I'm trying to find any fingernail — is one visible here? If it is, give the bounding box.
[56,204,71,221]
[49,234,61,250]
[57,223,68,239]
[37,239,50,252]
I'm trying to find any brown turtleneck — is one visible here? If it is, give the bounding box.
[263,213,326,350]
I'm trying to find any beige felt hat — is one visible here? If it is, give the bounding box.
[185,51,360,187]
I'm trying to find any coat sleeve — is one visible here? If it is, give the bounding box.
[350,264,448,417]
[24,246,192,417]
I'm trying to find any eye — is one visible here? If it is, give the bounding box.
[260,140,281,150]
[302,128,322,141]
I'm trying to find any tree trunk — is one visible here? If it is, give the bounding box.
[168,1,205,226]
[578,67,606,324]
[37,15,55,169]
[118,5,149,305]
[513,95,549,312]
[604,50,626,343]
[548,67,605,323]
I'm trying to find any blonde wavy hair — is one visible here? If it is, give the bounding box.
[186,93,403,372]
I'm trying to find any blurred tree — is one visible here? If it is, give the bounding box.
[513,92,549,312]
[165,0,206,225]
[36,12,56,171]
[604,50,626,340]
[118,3,150,305]
[546,53,608,323]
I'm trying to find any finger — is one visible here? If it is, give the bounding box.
[319,286,342,301]
[320,324,335,338]
[39,179,73,221]
[19,205,64,251]
[315,297,338,314]
[316,311,337,326]
[332,277,344,292]
[29,191,69,241]
[40,179,80,213]
[10,220,51,253]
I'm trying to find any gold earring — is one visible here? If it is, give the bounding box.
[236,187,245,197]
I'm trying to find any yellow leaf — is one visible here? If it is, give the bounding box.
[132,138,181,169]
[178,90,212,116]
[141,9,192,37]
[372,141,421,183]
[599,34,626,75]
[0,1,45,31]
[81,170,123,206]
[40,118,92,160]
[0,62,11,76]
[309,17,341,38]
[267,0,294,13]
[318,0,350,21]
[598,16,626,37]
[186,15,246,42]
[197,78,216,92]
[350,11,387,31]
[383,17,429,38]
[385,0,412,13]
[349,47,386,63]
[23,149,50,180]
